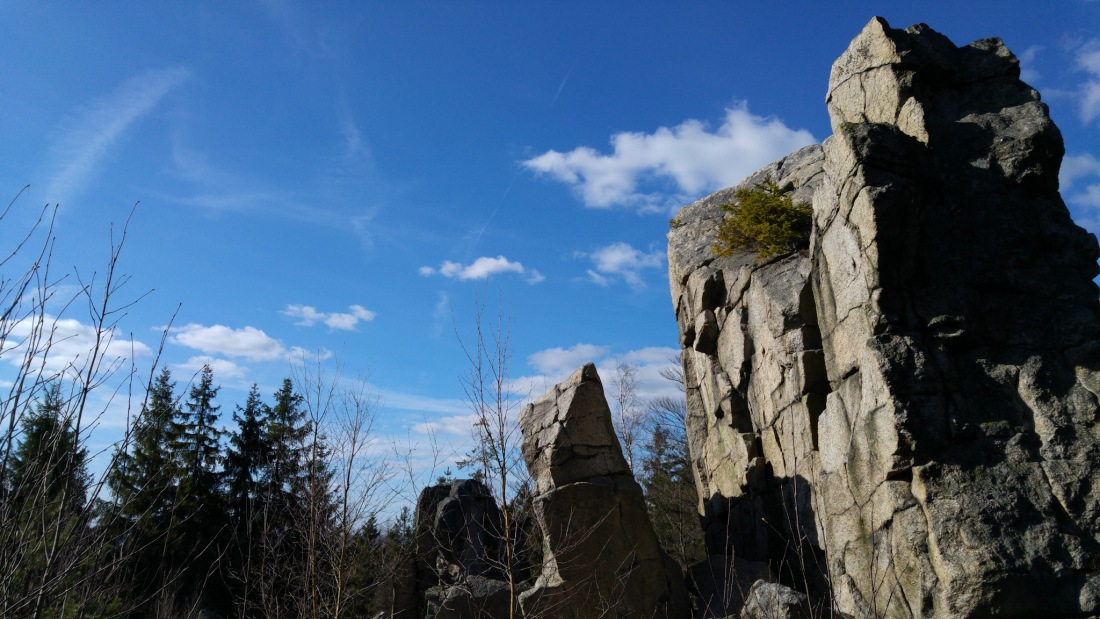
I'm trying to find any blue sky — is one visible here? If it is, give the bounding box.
[2,1,1100,479]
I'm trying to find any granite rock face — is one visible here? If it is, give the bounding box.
[517,363,690,618]
[669,17,1100,619]
[669,142,828,592]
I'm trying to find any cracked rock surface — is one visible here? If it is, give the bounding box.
[669,16,1100,619]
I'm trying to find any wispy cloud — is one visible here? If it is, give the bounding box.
[45,66,191,204]
[431,291,452,337]
[523,102,815,211]
[420,256,544,284]
[551,69,572,107]
[336,98,367,161]
[284,304,376,330]
[158,95,398,261]
[412,413,480,438]
[1062,152,1100,232]
[578,242,665,289]
[383,390,469,417]
[286,346,334,365]
[1018,45,1043,84]
[1076,39,1100,124]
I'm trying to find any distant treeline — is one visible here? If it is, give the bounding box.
[1,364,414,618]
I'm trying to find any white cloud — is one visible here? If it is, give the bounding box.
[528,343,611,379]
[1,314,152,377]
[45,66,191,204]
[176,355,247,380]
[580,242,666,289]
[515,343,683,407]
[284,303,376,330]
[420,256,544,284]
[523,102,815,211]
[168,324,333,369]
[443,256,522,279]
[1076,40,1100,124]
[170,323,286,362]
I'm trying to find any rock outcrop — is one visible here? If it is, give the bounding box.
[410,479,517,619]
[669,17,1100,619]
[518,363,691,618]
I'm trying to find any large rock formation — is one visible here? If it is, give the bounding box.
[670,141,829,595]
[518,363,691,618]
[669,17,1100,619]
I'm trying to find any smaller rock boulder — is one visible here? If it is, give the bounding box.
[740,581,811,619]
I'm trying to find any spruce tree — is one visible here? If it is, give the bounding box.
[10,383,89,516]
[640,423,704,569]
[176,365,223,502]
[263,378,308,511]
[4,383,92,616]
[225,384,268,523]
[108,366,184,605]
[257,378,310,615]
[173,365,227,610]
[299,421,337,615]
[223,384,269,615]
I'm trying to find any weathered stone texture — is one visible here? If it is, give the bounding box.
[669,16,1100,619]
[669,142,829,593]
[518,363,691,618]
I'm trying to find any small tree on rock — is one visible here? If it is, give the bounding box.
[713,176,812,260]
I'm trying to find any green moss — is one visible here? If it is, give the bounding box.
[839,121,864,135]
[712,176,812,261]
[669,217,684,229]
